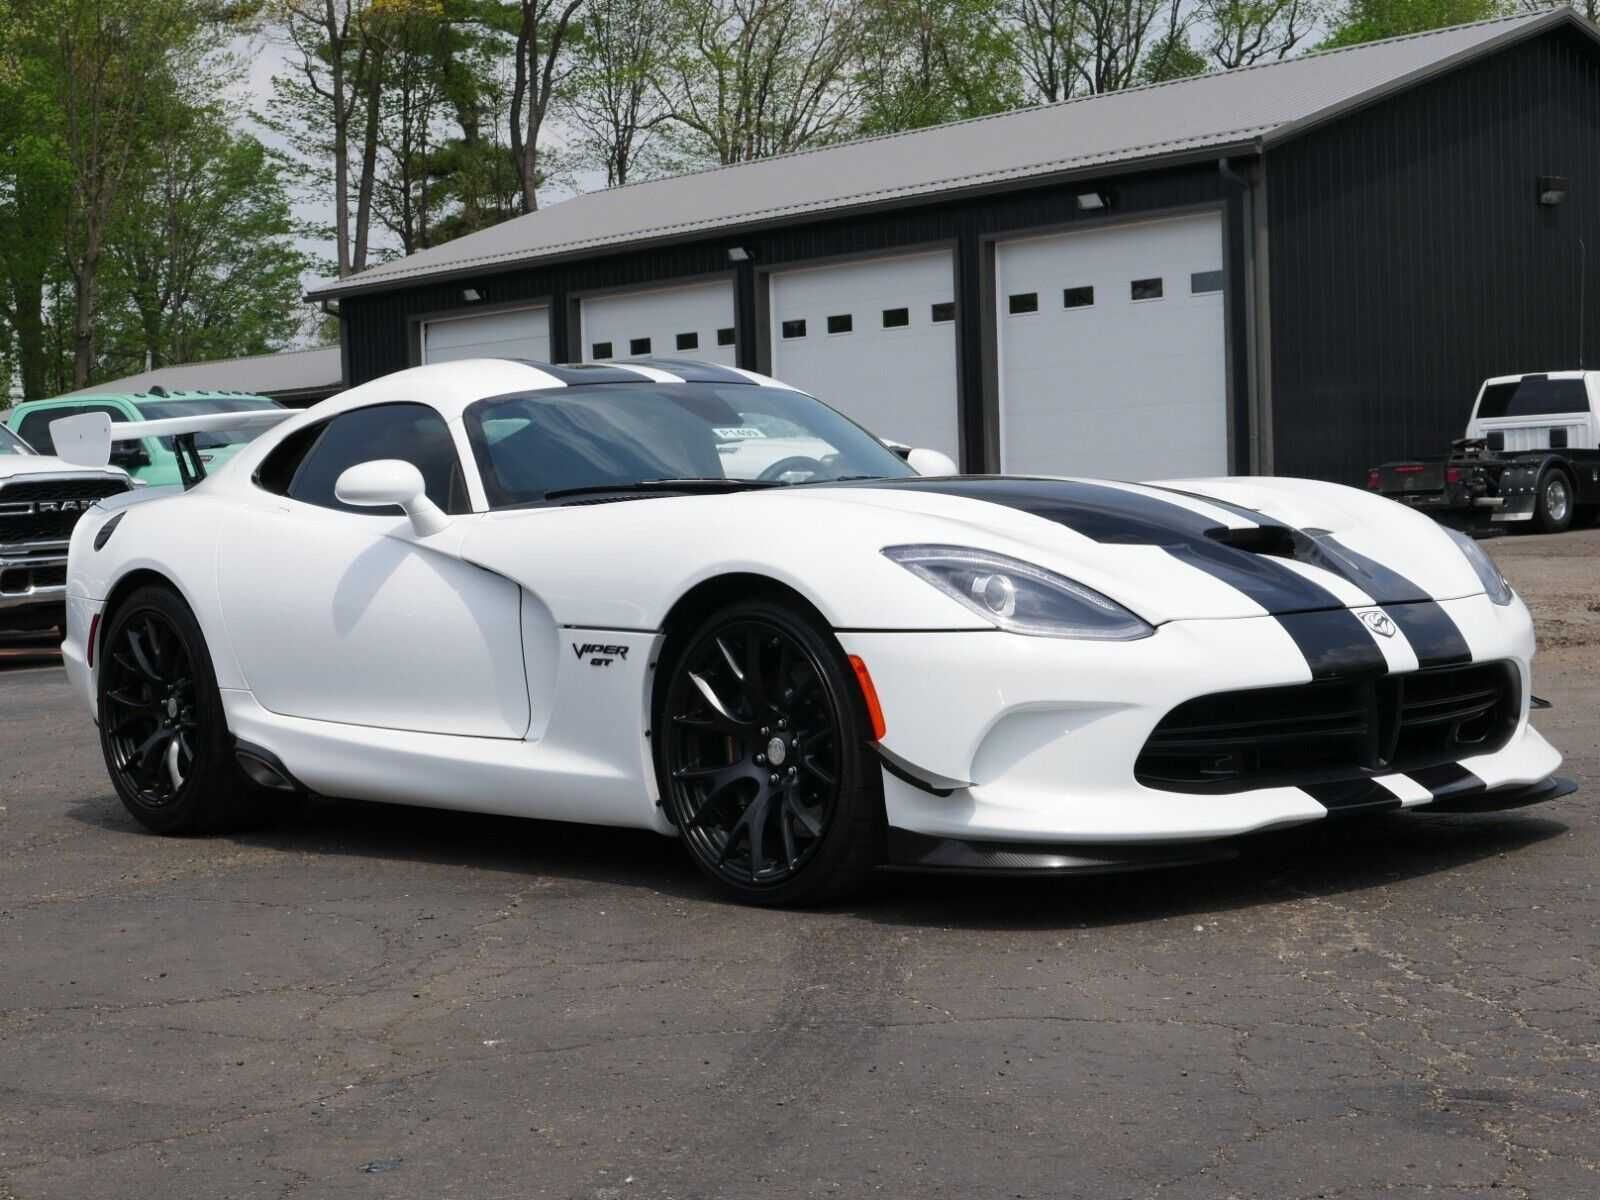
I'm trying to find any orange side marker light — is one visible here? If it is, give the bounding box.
[848,654,887,742]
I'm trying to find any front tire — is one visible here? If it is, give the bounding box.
[98,585,266,834]
[1534,468,1574,534]
[655,599,884,906]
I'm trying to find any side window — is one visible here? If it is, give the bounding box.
[284,403,470,515]
[16,404,123,455]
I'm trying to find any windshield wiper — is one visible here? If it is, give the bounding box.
[541,478,786,502]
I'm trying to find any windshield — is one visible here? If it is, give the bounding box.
[0,424,32,455]
[463,382,915,507]
[136,395,282,451]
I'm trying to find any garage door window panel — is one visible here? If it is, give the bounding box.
[1190,270,1224,295]
[782,319,807,339]
[717,327,736,346]
[930,302,955,323]
[1008,292,1039,315]
[287,403,470,516]
[1131,278,1164,302]
[592,341,613,359]
[1062,286,1095,309]
[630,337,652,355]
[881,307,910,329]
[827,314,853,335]
[677,332,699,350]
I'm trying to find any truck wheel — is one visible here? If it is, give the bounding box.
[1534,469,1574,534]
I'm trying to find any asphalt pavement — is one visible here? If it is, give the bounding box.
[2,529,1597,1199]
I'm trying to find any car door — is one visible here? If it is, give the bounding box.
[216,402,530,739]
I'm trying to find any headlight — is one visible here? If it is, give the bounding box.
[1443,526,1513,605]
[883,544,1154,640]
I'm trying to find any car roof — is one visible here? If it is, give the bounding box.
[308,357,797,424]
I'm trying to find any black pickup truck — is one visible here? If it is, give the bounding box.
[1369,372,1600,534]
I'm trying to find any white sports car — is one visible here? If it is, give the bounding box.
[53,358,1573,905]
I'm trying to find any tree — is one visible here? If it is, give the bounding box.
[855,0,1024,134]
[46,0,215,388]
[1321,0,1504,47]
[1074,0,1171,92]
[1006,0,1082,101]
[96,107,310,376]
[566,0,676,186]
[659,0,863,165]
[1201,0,1319,68]
[506,0,586,212]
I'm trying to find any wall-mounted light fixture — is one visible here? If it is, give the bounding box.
[1538,175,1569,206]
[1076,191,1107,212]
[462,287,483,302]
[727,246,751,263]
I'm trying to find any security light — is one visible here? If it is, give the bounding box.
[1076,191,1106,212]
[727,247,751,263]
[1538,176,1568,206]
[462,287,483,302]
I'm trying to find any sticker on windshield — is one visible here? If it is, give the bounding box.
[713,426,766,440]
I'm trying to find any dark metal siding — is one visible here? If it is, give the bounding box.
[340,163,1235,472]
[1267,26,1600,484]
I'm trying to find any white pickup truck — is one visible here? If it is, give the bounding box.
[0,422,132,632]
[1369,370,1600,533]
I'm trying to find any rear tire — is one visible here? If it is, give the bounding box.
[1533,468,1574,534]
[654,598,884,906]
[98,585,268,834]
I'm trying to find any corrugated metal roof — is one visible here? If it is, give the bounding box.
[52,345,343,401]
[307,11,1582,301]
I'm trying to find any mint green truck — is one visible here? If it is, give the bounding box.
[5,389,283,487]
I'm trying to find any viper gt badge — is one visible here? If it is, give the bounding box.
[573,641,629,666]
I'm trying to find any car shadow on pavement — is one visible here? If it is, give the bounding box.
[66,790,1570,925]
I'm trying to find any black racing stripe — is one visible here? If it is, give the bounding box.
[866,478,1352,615]
[1407,762,1487,802]
[501,359,651,385]
[623,357,754,384]
[1303,778,1403,817]
[1306,535,1431,604]
[1383,601,1473,667]
[1275,609,1390,680]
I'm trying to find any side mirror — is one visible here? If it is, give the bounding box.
[907,448,959,477]
[334,459,451,537]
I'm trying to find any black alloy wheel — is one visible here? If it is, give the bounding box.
[102,609,199,807]
[658,601,883,904]
[98,585,268,834]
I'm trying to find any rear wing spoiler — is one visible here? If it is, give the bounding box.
[50,409,294,489]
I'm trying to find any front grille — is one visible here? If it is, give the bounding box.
[1135,662,1520,794]
[0,476,129,542]
[0,564,66,594]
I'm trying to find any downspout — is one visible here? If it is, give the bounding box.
[1218,150,1270,475]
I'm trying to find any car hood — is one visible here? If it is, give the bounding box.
[457,474,1487,630]
[800,476,1487,622]
[0,454,129,484]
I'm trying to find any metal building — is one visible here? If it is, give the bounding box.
[307,11,1600,484]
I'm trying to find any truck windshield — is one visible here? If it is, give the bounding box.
[0,425,32,455]
[136,396,282,451]
[1477,377,1589,419]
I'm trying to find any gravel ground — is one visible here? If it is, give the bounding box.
[1,528,1596,1200]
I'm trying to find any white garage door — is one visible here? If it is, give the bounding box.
[422,306,550,364]
[581,280,736,365]
[769,251,960,460]
[997,213,1227,480]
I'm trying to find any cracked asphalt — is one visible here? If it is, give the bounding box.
[2,529,1597,1200]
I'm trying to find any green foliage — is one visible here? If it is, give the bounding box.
[1139,29,1208,83]
[1321,0,1508,49]
[855,0,1025,134]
